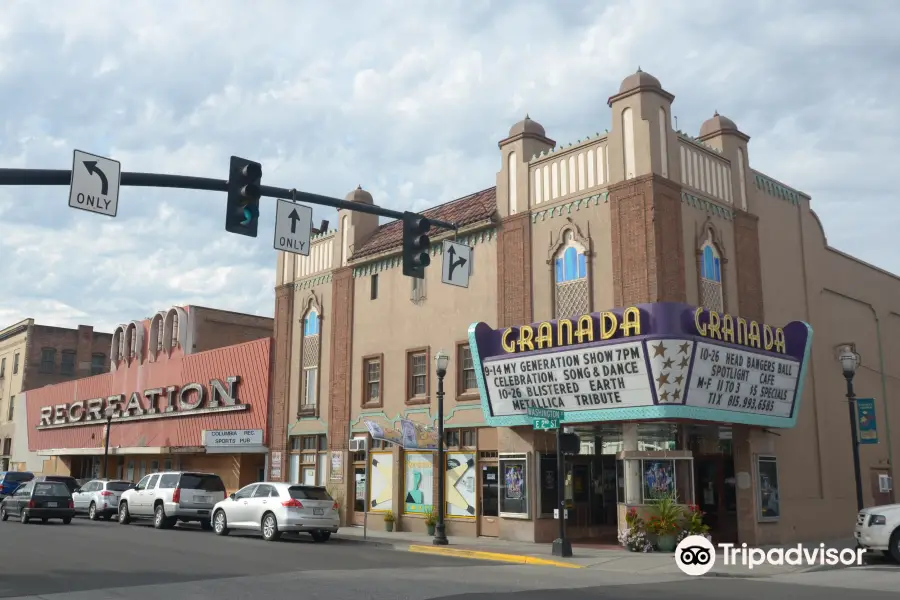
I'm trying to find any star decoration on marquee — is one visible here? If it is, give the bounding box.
[645,338,695,405]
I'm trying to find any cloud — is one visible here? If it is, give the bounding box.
[1,0,897,331]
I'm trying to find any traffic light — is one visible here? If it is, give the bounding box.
[402,211,431,278]
[225,156,262,237]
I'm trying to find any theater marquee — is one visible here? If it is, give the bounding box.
[468,303,813,429]
[37,376,246,429]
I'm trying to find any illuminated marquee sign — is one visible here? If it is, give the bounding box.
[467,303,813,429]
[37,376,246,429]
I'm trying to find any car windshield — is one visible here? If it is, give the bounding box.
[33,482,70,496]
[106,482,131,492]
[179,474,225,492]
[288,486,332,501]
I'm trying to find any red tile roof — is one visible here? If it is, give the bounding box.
[351,187,496,260]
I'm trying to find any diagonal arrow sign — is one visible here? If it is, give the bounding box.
[83,161,109,195]
[447,245,468,280]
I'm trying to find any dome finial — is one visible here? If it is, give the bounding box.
[714,110,719,117]
[637,66,642,72]
[525,113,530,120]
[357,185,362,190]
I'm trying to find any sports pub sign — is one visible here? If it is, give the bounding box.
[37,376,247,429]
[467,303,813,429]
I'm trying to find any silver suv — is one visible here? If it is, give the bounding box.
[72,479,132,520]
[118,471,226,530]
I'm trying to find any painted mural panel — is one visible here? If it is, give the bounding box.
[369,451,393,512]
[446,452,476,518]
[403,452,434,514]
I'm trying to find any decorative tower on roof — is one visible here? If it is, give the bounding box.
[606,68,678,184]
[337,186,379,267]
[495,115,555,219]
[698,111,751,211]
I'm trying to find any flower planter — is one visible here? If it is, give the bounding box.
[426,524,436,536]
[385,521,394,532]
[656,534,677,552]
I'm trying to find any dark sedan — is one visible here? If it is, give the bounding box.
[0,480,75,524]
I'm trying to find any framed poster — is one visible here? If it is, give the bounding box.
[756,455,780,522]
[403,452,434,514]
[446,452,476,518]
[642,459,676,502]
[499,452,529,518]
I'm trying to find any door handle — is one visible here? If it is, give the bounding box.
[243,501,248,505]
[262,500,267,504]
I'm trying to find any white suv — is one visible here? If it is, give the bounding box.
[118,471,227,530]
[854,503,900,562]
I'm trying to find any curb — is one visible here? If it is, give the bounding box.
[408,545,584,568]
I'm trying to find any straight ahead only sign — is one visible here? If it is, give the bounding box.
[273,198,313,256]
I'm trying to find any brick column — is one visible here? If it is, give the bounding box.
[75,325,94,378]
[496,213,533,328]
[267,284,294,481]
[328,267,355,450]
[610,174,687,306]
[732,211,765,321]
[730,210,776,544]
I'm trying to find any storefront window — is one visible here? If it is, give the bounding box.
[498,453,529,517]
[637,422,678,451]
[369,451,393,512]
[446,451,477,518]
[290,434,327,486]
[403,452,434,514]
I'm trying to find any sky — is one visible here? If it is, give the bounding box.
[1,0,898,333]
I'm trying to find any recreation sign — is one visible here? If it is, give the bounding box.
[467,302,813,429]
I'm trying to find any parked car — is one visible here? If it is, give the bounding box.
[0,480,75,524]
[118,471,226,530]
[855,503,900,563]
[72,479,132,520]
[33,475,79,495]
[0,471,34,500]
[211,482,339,542]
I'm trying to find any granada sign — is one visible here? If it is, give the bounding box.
[37,376,246,429]
[467,302,813,429]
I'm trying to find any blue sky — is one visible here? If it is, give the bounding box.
[1,0,897,332]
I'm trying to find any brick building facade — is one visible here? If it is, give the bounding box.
[266,70,900,546]
[1,319,113,471]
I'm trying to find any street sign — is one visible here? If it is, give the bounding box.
[68,150,121,217]
[273,198,313,256]
[441,239,472,288]
[532,417,560,431]
[526,407,563,421]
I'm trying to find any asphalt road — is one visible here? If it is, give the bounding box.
[1,516,897,600]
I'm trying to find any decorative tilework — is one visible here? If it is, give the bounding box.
[646,339,694,404]
[291,273,332,291]
[531,192,609,223]
[753,173,803,205]
[681,191,734,221]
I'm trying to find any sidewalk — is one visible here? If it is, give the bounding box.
[333,525,863,578]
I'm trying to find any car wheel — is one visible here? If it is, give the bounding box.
[889,528,900,563]
[20,511,29,524]
[0,507,7,521]
[213,510,229,536]
[62,517,72,524]
[89,502,98,521]
[154,504,169,529]
[261,513,281,542]
[118,501,131,524]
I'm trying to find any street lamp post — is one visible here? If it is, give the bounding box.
[101,406,115,479]
[433,350,450,546]
[838,345,865,512]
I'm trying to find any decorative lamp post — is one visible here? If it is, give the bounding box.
[101,405,115,479]
[838,344,864,512]
[433,350,450,546]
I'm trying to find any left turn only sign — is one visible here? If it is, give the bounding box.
[68,149,121,218]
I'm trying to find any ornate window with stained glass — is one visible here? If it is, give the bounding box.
[699,232,724,313]
[554,231,589,318]
[301,306,320,412]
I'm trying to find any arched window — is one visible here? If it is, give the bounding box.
[699,233,724,312]
[304,310,319,337]
[553,230,590,318]
[171,314,179,348]
[301,307,320,412]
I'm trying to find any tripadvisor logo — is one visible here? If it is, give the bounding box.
[675,535,866,576]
